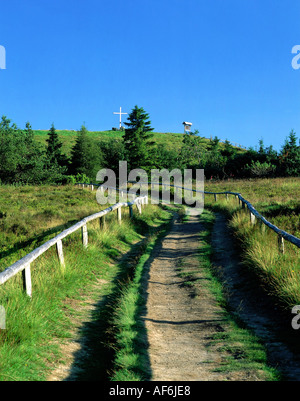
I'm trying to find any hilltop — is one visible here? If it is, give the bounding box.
[33,129,187,156]
[33,129,245,157]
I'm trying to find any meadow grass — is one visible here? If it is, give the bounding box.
[33,130,186,156]
[0,185,172,381]
[204,177,300,310]
[33,129,239,159]
[0,178,298,380]
[0,184,105,270]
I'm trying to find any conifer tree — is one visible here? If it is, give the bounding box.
[45,123,64,166]
[123,105,154,171]
[280,130,300,176]
[0,117,46,184]
[70,124,102,180]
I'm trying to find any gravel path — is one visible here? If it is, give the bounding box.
[48,210,300,381]
[141,212,264,381]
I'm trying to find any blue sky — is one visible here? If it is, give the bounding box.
[0,0,299,151]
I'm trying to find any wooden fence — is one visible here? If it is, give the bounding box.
[124,180,300,253]
[205,190,300,252]
[1,180,299,298]
[0,190,148,298]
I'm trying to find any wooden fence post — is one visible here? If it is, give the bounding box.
[249,211,256,225]
[278,235,285,254]
[117,206,122,224]
[22,263,32,298]
[56,239,65,267]
[259,219,266,233]
[100,215,106,229]
[82,224,88,248]
[214,194,217,202]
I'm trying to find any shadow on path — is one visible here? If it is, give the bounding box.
[55,213,172,381]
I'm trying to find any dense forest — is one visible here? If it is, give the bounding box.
[0,106,299,185]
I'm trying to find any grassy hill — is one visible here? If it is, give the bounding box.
[33,129,246,157]
[33,130,186,156]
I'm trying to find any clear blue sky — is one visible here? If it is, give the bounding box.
[0,0,299,151]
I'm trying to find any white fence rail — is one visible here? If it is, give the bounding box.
[124,180,300,252]
[0,191,148,298]
[1,179,298,298]
[204,190,300,251]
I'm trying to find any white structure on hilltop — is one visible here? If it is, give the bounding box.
[182,121,192,133]
[113,107,128,130]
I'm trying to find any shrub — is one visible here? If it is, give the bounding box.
[244,160,276,178]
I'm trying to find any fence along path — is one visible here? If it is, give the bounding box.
[206,190,300,251]
[0,185,148,298]
[127,180,300,253]
[1,181,299,298]
[87,180,300,251]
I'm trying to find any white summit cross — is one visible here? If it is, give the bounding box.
[113,107,128,130]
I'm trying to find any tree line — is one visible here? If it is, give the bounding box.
[0,106,299,185]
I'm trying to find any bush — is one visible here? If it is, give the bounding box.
[244,160,276,178]
[65,173,91,185]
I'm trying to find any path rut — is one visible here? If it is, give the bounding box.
[211,212,300,381]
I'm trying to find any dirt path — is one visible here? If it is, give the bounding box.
[141,211,266,381]
[48,210,300,381]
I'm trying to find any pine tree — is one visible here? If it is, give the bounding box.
[280,130,300,176]
[123,105,154,171]
[45,123,64,166]
[0,117,46,184]
[70,124,102,180]
[180,130,205,168]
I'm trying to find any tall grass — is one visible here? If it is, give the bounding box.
[0,185,105,270]
[0,185,172,381]
[204,177,300,310]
